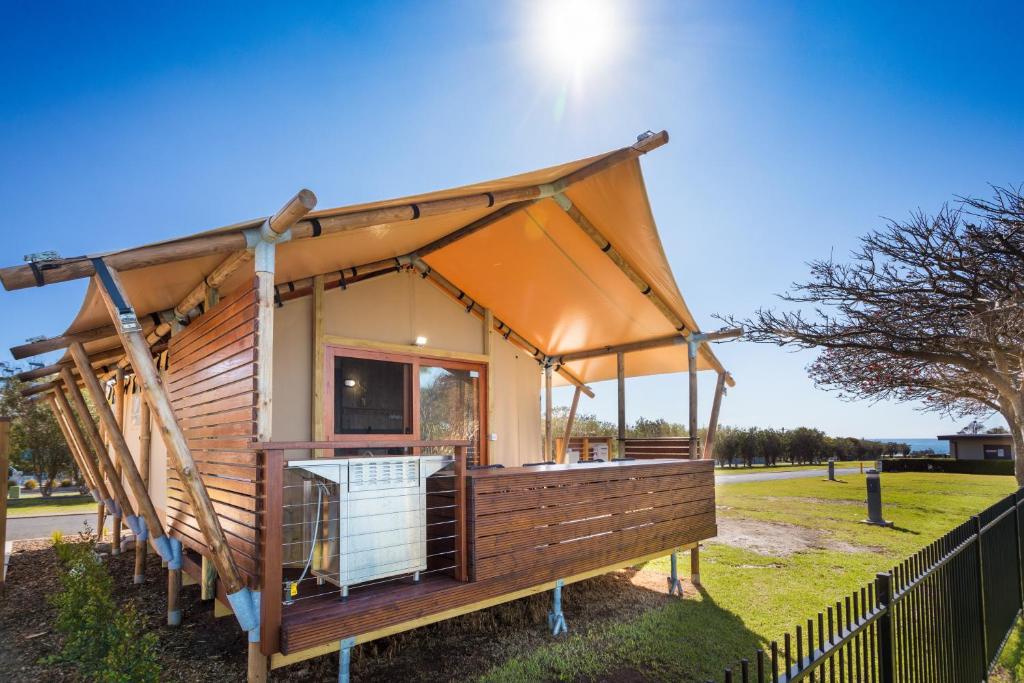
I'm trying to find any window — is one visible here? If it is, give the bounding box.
[333,356,413,435]
[324,345,486,463]
[983,445,1010,460]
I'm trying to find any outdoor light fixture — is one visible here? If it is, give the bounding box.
[414,336,428,346]
[344,379,356,388]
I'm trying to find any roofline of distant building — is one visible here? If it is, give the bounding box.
[937,433,1013,441]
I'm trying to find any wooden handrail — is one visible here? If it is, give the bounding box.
[257,439,473,451]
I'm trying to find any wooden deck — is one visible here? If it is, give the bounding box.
[278,458,715,655]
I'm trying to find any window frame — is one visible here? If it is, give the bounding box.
[323,343,488,460]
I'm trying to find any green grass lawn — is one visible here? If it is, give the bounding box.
[6,492,96,517]
[479,472,1017,682]
[715,460,876,475]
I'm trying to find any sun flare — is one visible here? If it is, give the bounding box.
[538,0,620,78]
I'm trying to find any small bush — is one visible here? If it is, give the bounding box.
[60,479,72,488]
[23,479,37,490]
[48,537,161,682]
[880,457,1014,476]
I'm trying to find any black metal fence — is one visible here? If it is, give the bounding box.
[717,489,1024,682]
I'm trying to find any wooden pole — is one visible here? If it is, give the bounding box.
[134,398,152,584]
[688,340,699,458]
[0,417,9,590]
[617,352,626,458]
[0,132,668,291]
[89,263,248,597]
[168,562,182,626]
[69,342,169,553]
[703,372,727,462]
[558,386,582,463]
[482,308,494,465]
[111,368,125,553]
[690,546,701,587]
[544,365,553,460]
[312,274,325,444]
[46,396,94,491]
[51,387,111,541]
[58,369,136,525]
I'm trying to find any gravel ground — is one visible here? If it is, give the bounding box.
[0,537,685,682]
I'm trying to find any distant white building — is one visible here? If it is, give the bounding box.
[938,423,1014,461]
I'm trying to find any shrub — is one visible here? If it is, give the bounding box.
[23,479,37,489]
[879,457,1014,476]
[60,479,72,488]
[48,537,161,682]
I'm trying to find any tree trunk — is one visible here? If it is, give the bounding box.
[1011,422,1024,487]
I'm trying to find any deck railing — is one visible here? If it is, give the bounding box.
[258,439,471,655]
[715,489,1024,683]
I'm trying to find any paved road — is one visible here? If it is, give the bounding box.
[716,467,861,484]
[6,513,107,541]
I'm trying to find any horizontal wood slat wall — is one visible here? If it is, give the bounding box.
[167,281,261,588]
[623,437,694,459]
[470,460,715,581]
[279,460,716,653]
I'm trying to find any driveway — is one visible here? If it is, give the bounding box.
[716,467,861,484]
[6,513,107,541]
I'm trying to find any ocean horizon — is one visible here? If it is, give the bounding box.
[869,438,949,455]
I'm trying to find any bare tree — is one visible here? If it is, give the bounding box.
[722,187,1024,484]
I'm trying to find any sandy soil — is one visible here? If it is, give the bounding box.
[709,517,882,557]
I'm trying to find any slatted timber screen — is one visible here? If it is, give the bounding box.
[166,280,260,586]
[469,460,716,582]
[623,437,695,460]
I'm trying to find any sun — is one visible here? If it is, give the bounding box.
[537,0,620,79]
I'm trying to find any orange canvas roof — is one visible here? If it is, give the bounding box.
[53,136,729,384]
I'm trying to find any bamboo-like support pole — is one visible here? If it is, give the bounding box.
[544,365,553,460]
[58,368,137,527]
[111,368,125,553]
[0,417,9,589]
[482,308,495,464]
[311,275,325,443]
[89,263,250,601]
[168,563,182,626]
[558,386,582,464]
[687,340,698,458]
[70,343,170,558]
[46,396,91,487]
[134,398,152,584]
[704,372,727,462]
[10,324,122,360]
[617,352,626,458]
[15,347,126,382]
[51,388,111,538]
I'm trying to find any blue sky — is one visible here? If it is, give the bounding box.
[0,1,1021,438]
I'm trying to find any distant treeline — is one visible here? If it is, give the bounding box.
[548,408,909,465]
[714,426,909,467]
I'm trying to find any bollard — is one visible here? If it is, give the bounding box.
[863,469,894,527]
[827,459,836,481]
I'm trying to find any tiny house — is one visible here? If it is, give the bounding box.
[5,130,733,680]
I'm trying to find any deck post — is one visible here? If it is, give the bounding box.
[338,636,357,683]
[690,545,701,587]
[544,365,553,460]
[704,372,727,461]
[616,352,626,458]
[668,551,683,595]
[548,579,568,635]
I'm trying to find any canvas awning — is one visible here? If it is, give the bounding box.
[9,132,731,386]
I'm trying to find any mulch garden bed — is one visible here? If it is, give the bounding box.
[0,536,684,682]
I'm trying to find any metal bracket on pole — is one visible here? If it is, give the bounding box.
[668,551,684,595]
[338,636,357,683]
[548,579,568,636]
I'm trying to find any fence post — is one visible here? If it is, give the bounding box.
[875,572,895,683]
[974,515,989,681]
